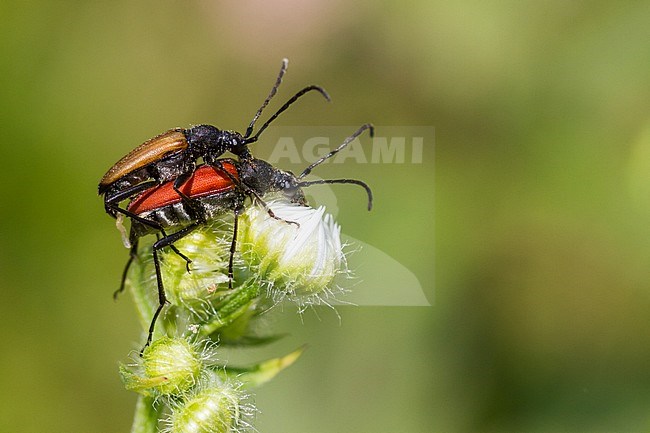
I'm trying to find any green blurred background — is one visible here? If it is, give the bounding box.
[2,1,650,432]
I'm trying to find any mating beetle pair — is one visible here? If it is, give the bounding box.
[98,59,327,217]
[99,59,373,349]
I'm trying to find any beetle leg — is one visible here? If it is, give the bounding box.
[112,223,192,300]
[168,244,192,273]
[142,245,168,354]
[114,237,139,300]
[227,210,240,290]
[139,223,202,353]
[111,205,193,268]
[104,181,158,217]
[202,175,242,290]
[105,192,192,270]
[202,163,241,290]
[209,159,239,186]
[247,187,300,228]
[209,159,300,228]
[152,224,200,258]
[173,172,207,224]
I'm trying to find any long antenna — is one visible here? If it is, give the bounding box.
[244,58,289,139]
[298,178,373,210]
[245,85,331,144]
[299,123,374,179]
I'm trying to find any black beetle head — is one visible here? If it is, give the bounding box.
[231,141,251,159]
[222,131,250,158]
[271,168,301,196]
[186,125,247,160]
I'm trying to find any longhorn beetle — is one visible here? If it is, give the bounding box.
[98,59,329,242]
[123,124,374,350]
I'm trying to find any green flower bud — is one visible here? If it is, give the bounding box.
[239,195,345,300]
[160,224,233,306]
[168,382,246,433]
[120,337,203,396]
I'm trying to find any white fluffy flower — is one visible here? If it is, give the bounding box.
[239,195,345,300]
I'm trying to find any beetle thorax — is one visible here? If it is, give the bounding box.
[185,125,228,157]
[239,159,305,204]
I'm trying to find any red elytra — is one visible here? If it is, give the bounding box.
[128,162,239,215]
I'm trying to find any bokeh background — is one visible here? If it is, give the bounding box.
[2,1,650,432]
